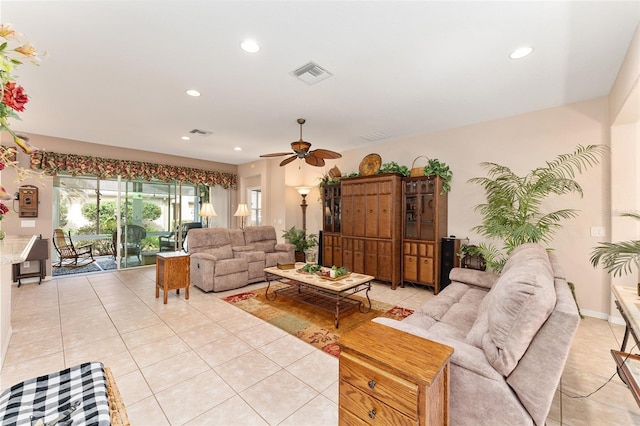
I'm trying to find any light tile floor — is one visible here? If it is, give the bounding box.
[1,268,639,425]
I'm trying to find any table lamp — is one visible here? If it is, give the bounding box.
[199,202,217,228]
[234,203,250,229]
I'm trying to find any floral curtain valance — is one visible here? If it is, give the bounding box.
[30,151,237,189]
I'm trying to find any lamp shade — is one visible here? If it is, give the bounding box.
[234,203,250,217]
[199,202,217,217]
[296,186,312,196]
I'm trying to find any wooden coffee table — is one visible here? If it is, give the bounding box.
[263,263,374,328]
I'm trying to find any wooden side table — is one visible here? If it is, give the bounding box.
[156,251,190,304]
[338,321,453,425]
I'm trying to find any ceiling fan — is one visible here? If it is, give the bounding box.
[260,118,342,167]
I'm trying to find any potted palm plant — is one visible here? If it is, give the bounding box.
[282,226,318,262]
[469,144,607,272]
[590,213,640,277]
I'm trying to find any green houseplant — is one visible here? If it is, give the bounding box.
[423,158,453,193]
[590,213,640,277]
[282,226,318,262]
[469,144,607,272]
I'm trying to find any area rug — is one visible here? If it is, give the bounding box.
[52,261,101,276]
[223,283,413,357]
[52,257,117,276]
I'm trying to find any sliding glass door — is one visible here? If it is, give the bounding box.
[53,175,217,270]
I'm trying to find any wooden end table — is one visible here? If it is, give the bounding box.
[338,321,454,425]
[156,251,190,304]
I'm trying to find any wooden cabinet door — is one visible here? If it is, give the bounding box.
[404,254,418,282]
[323,234,334,267]
[377,241,393,281]
[333,240,342,269]
[353,194,366,236]
[403,242,418,282]
[353,239,365,273]
[418,256,434,284]
[377,193,393,238]
[364,240,378,277]
[364,182,379,237]
[365,194,378,237]
[342,195,353,236]
[418,242,435,285]
[342,238,353,271]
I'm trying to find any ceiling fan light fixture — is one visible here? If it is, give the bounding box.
[291,141,311,152]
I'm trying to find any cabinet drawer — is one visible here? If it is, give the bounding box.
[418,242,434,258]
[339,381,415,426]
[340,352,418,417]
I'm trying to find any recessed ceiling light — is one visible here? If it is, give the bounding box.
[509,46,534,59]
[234,147,242,151]
[240,39,260,53]
[181,136,190,141]
[186,89,201,97]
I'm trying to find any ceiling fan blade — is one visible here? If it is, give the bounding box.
[279,155,298,166]
[305,155,325,167]
[310,149,342,159]
[260,152,293,158]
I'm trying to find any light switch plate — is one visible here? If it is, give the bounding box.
[590,226,606,237]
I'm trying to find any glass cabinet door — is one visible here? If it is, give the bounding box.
[323,184,342,233]
[404,180,418,239]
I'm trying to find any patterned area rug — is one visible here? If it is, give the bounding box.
[52,257,117,276]
[223,283,413,357]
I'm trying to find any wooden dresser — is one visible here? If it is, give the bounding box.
[338,321,453,425]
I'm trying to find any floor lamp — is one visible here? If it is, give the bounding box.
[199,202,217,228]
[296,186,312,231]
[234,203,250,229]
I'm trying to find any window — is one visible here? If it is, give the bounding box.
[249,188,262,226]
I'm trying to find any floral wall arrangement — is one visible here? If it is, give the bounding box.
[0,23,43,222]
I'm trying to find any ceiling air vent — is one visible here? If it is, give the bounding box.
[189,129,213,136]
[360,131,390,142]
[291,61,333,85]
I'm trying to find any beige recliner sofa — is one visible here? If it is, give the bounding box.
[188,226,295,292]
[375,243,580,425]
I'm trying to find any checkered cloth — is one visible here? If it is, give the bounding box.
[0,362,111,425]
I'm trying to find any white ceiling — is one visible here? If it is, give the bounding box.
[3,1,639,165]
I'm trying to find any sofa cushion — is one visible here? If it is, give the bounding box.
[203,245,233,260]
[474,244,556,376]
[252,240,276,253]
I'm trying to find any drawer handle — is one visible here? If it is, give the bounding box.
[368,379,376,389]
[368,408,377,419]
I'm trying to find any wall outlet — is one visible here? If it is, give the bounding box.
[23,261,30,268]
[590,226,606,237]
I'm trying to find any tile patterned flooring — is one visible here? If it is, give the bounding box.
[1,267,639,425]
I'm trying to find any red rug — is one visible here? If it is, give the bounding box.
[223,283,412,357]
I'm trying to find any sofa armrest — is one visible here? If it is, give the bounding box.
[190,252,219,262]
[275,243,295,252]
[449,267,499,289]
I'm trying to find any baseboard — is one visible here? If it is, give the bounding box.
[581,309,625,326]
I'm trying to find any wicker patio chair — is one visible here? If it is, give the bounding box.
[52,229,95,267]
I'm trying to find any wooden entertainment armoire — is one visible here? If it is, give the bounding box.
[321,173,448,292]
